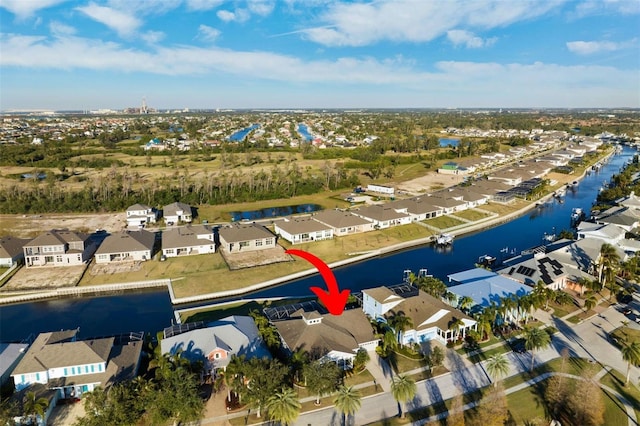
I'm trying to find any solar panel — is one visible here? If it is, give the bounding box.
[516,265,535,277]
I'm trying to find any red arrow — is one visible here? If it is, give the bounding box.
[285,249,350,315]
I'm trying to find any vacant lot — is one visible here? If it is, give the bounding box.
[2,265,87,290]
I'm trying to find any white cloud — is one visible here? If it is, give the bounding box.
[197,24,220,42]
[185,0,224,11]
[575,0,640,17]
[76,3,141,37]
[302,0,564,47]
[141,30,165,44]
[247,0,276,16]
[217,8,251,23]
[0,0,68,19]
[106,0,182,16]
[567,39,637,55]
[49,21,76,36]
[446,30,497,48]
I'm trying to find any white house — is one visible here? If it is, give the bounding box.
[23,230,95,268]
[94,229,156,263]
[274,217,334,244]
[163,202,193,225]
[125,203,158,228]
[0,236,29,267]
[161,225,215,257]
[311,209,375,236]
[366,184,395,195]
[351,205,411,229]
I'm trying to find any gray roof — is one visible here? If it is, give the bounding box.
[160,315,271,369]
[12,330,112,375]
[272,309,376,356]
[275,216,332,235]
[448,268,532,308]
[427,195,467,209]
[0,343,28,379]
[218,223,275,244]
[162,225,213,249]
[311,209,373,228]
[363,286,400,304]
[497,254,568,286]
[389,197,442,215]
[163,202,192,217]
[24,230,89,248]
[0,236,29,259]
[353,205,410,222]
[126,203,152,212]
[95,229,156,255]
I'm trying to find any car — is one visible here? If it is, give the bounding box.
[623,308,633,315]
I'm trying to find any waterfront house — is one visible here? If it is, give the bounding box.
[593,206,640,232]
[447,268,532,320]
[497,252,568,290]
[362,286,476,346]
[576,222,626,245]
[272,307,378,366]
[161,225,215,257]
[94,229,156,263]
[486,169,523,186]
[218,223,277,253]
[23,230,95,268]
[389,197,443,221]
[620,191,640,210]
[0,342,28,387]
[0,236,29,267]
[11,328,143,399]
[160,316,271,377]
[311,209,375,236]
[351,205,411,229]
[163,201,193,225]
[125,203,158,228]
[446,188,489,208]
[274,216,334,245]
[427,194,468,214]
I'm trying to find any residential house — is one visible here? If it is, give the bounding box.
[486,168,523,186]
[311,209,375,236]
[218,223,277,253]
[272,307,378,366]
[125,203,158,228]
[593,206,640,232]
[160,316,271,376]
[11,328,143,400]
[427,195,468,214]
[274,216,334,245]
[620,191,640,211]
[351,205,411,229]
[362,286,476,345]
[389,197,443,221]
[0,236,29,267]
[23,230,95,268]
[447,268,532,320]
[94,229,156,263]
[446,188,489,208]
[576,222,626,245]
[438,162,469,175]
[161,225,215,257]
[0,342,28,387]
[497,252,568,290]
[163,202,193,225]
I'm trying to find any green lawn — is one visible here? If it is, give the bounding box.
[423,215,467,230]
[452,209,492,221]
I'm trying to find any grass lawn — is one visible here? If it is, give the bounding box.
[344,368,375,387]
[389,350,428,374]
[598,367,640,421]
[452,209,492,221]
[465,341,511,364]
[505,386,548,424]
[423,215,467,230]
[480,199,530,215]
[548,300,580,319]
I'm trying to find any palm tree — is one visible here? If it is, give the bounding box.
[265,387,301,426]
[390,375,417,419]
[584,292,598,311]
[333,385,362,426]
[485,353,510,387]
[22,391,49,425]
[553,290,574,307]
[388,312,413,347]
[457,295,474,313]
[598,243,620,289]
[448,318,465,342]
[621,341,640,385]
[523,327,551,371]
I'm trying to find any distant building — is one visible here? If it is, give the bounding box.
[366,184,395,195]
[125,203,158,228]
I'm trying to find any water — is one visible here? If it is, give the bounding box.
[439,138,460,147]
[230,204,322,222]
[0,146,632,339]
[228,124,259,142]
[297,123,314,142]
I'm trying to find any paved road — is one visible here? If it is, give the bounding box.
[293,304,640,426]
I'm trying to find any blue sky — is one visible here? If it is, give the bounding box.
[1,0,638,110]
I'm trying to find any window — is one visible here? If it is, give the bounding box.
[91,365,94,373]
[255,240,263,246]
[45,256,54,263]
[98,364,103,372]
[71,367,75,375]
[64,368,68,375]
[56,255,63,262]
[239,241,250,248]
[265,238,273,245]
[214,353,220,359]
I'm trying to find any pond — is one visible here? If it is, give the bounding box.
[228,124,260,142]
[439,138,460,147]
[230,203,322,221]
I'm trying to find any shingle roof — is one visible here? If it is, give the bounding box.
[218,223,275,244]
[95,229,156,255]
[126,203,152,212]
[353,205,409,221]
[389,197,442,215]
[0,236,29,259]
[163,202,192,216]
[162,225,212,249]
[275,216,332,235]
[363,287,400,304]
[312,209,372,228]
[24,230,89,248]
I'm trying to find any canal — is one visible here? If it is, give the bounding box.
[0,147,634,341]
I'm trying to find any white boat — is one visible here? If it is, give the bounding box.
[571,207,584,222]
[436,233,454,245]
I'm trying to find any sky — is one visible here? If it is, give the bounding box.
[0,0,639,110]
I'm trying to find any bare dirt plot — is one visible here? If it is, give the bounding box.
[395,171,465,195]
[2,265,87,290]
[0,213,125,238]
[220,246,292,270]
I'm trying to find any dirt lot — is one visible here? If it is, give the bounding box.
[2,264,87,290]
[0,213,125,238]
[395,171,465,194]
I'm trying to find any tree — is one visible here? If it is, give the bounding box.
[567,372,604,426]
[146,365,204,426]
[553,290,574,307]
[240,358,289,417]
[457,295,474,313]
[303,360,342,405]
[23,391,49,425]
[545,375,570,418]
[333,385,362,426]
[584,292,598,311]
[621,341,640,385]
[290,349,309,384]
[388,312,413,346]
[352,348,370,373]
[523,327,551,371]
[265,387,301,426]
[597,243,620,290]
[448,318,465,341]
[472,383,508,426]
[485,353,510,387]
[390,375,417,419]
[427,346,445,372]
[446,394,465,426]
